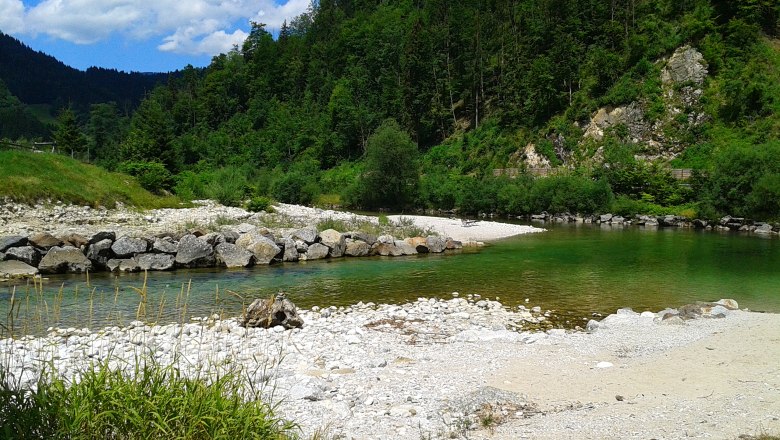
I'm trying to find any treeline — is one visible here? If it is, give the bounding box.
[30,0,780,219]
[0,32,168,115]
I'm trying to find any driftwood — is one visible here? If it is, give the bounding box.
[243,292,304,329]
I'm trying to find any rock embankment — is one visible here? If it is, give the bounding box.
[2,297,769,439]
[0,224,463,277]
[529,212,779,234]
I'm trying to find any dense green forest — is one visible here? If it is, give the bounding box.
[4,0,780,219]
[0,32,168,137]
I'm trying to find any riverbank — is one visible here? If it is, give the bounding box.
[2,297,777,439]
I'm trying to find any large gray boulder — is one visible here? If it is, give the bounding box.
[175,234,215,268]
[0,260,38,278]
[345,239,370,257]
[319,229,346,258]
[60,233,88,249]
[29,232,62,250]
[280,238,299,262]
[291,226,319,244]
[4,246,42,266]
[136,253,175,271]
[349,231,377,246]
[86,239,114,268]
[235,231,280,265]
[426,236,446,253]
[0,235,28,252]
[38,246,92,274]
[152,237,178,254]
[112,236,148,258]
[242,293,303,329]
[303,243,329,260]
[394,240,418,256]
[215,243,254,268]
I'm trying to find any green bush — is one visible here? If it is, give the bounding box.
[246,196,273,213]
[205,166,251,207]
[118,161,173,194]
[271,171,319,205]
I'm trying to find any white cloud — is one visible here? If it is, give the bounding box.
[0,0,25,33]
[8,0,310,55]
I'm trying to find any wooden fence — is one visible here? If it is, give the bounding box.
[492,167,694,180]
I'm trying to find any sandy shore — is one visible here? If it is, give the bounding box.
[387,214,545,242]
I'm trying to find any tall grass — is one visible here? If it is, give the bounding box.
[0,359,298,439]
[0,150,181,208]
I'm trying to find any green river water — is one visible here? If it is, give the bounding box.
[2,223,778,335]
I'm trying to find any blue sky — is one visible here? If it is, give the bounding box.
[0,0,310,73]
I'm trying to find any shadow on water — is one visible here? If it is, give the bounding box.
[2,222,778,334]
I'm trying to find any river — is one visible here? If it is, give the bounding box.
[2,223,778,335]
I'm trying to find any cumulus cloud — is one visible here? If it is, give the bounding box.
[0,0,25,33]
[7,0,310,55]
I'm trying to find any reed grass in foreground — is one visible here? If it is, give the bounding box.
[0,359,298,439]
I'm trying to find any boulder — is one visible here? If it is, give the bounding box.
[222,230,239,244]
[0,235,28,252]
[86,239,114,268]
[4,246,42,266]
[319,229,346,258]
[405,237,428,253]
[86,231,116,245]
[235,231,280,265]
[0,260,38,278]
[370,242,404,257]
[29,232,62,250]
[345,239,370,257]
[291,226,319,244]
[754,223,773,234]
[445,238,463,250]
[107,258,140,272]
[426,236,446,253]
[175,234,215,268]
[394,240,418,255]
[349,231,377,246]
[152,237,178,254]
[599,214,613,223]
[200,232,226,246]
[303,243,330,260]
[38,246,92,274]
[60,233,88,249]
[692,219,708,229]
[279,238,299,262]
[215,243,254,268]
[715,299,739,310]
[111,236,149,258]
[242,293,303,329]
[377,234,394,245]
[136,253,175,271]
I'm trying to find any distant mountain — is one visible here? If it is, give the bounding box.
[0,32,169,113]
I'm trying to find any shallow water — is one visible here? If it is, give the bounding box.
[2,223,778,334]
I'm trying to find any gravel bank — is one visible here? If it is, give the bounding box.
[2,297,776,439]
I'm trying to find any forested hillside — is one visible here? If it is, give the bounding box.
[13,0,780,219]
[0,33,168,118]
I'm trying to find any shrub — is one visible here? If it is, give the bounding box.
[530,176,613,214]
[205,167,251,207]
[118,161,173,194]
[271,171,319,205]
[246,196,273,213]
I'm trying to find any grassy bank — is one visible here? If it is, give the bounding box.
[0,150,181,208]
